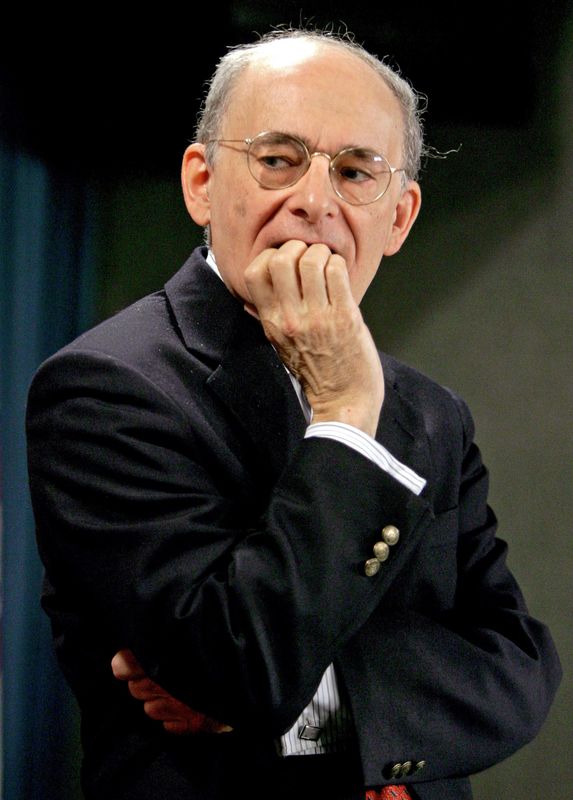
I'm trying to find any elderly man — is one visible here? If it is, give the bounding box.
[26,29,561,800]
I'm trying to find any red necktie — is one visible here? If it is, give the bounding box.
[366,786,412,799]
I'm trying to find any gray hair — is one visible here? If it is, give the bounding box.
[194,27,426,183]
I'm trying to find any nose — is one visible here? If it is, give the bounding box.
[284,152,339,223]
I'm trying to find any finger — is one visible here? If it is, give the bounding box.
[200,719,234,734]
[298,244,333,307]
[144,698,231,734]
[245,241,308,312]
[111,649,145,681]
[243,248,277,310]
[143,697,195,721]
[324,254,354,307]
[265,240,308,303]
[127,677,166,701]
[162,719,197,735]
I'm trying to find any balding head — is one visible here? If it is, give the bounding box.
[195,29,426,183]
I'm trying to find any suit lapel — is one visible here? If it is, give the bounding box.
[165,249,307,483]
[207,314,307,480]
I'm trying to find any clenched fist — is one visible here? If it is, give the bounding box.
[244,241,384,437]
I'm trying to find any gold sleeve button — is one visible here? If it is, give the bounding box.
[382,525,400,545]
[373,541,390,561]
[390,763,403,778]
[364,558,381,577]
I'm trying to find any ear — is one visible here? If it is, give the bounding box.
[383,181,422,257]
[181,143,211,226]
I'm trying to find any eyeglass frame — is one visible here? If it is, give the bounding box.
[206,130,407,206]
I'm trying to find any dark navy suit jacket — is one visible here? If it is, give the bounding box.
[26,248,561,799]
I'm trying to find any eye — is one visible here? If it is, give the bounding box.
[334,149,388,185]
[338,165,374,183]
[259,154,297,170]
[251,134,307,173]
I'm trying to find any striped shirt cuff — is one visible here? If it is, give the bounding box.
[305,421,426,496]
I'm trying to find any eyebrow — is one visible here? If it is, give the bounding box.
[268,130,313,147]
[270,129,378,155]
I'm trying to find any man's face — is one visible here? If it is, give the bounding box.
[184,44,420,305]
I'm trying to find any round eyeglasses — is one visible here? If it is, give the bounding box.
[207,131,406,206]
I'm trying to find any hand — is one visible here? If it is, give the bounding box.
[111,649,232,735]
[244,241,384,437]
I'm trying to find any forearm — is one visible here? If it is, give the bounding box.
[342,599,561,786]
[128,437,432,733]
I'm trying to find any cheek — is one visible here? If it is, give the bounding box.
[357,210,395,259]
[234,199,248,219]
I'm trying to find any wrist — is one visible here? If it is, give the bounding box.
[311,401,381,438]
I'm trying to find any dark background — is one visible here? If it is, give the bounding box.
[0,1,565,175]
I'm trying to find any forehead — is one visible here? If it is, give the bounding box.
[224,44,404,157]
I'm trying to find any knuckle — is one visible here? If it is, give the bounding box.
[309,242,331,258]
[325,255,347,278]
[143,699,161,717]
[299,244,328,268]
[243,262,261,286]
[267,251,292,273]
[279,239,308,256]
[111,649,141,679]
[281,313,302,339]
[110,657,126,679]
[128,682,146,700]
[129,678,158,699]
[163,721,188,735]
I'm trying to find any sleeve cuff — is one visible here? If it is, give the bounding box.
[305,421,426,496]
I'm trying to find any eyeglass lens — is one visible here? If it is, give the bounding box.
[247,132,393,204]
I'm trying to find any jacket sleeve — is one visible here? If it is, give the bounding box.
[26,349,434,736]
[338,391,562,787]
